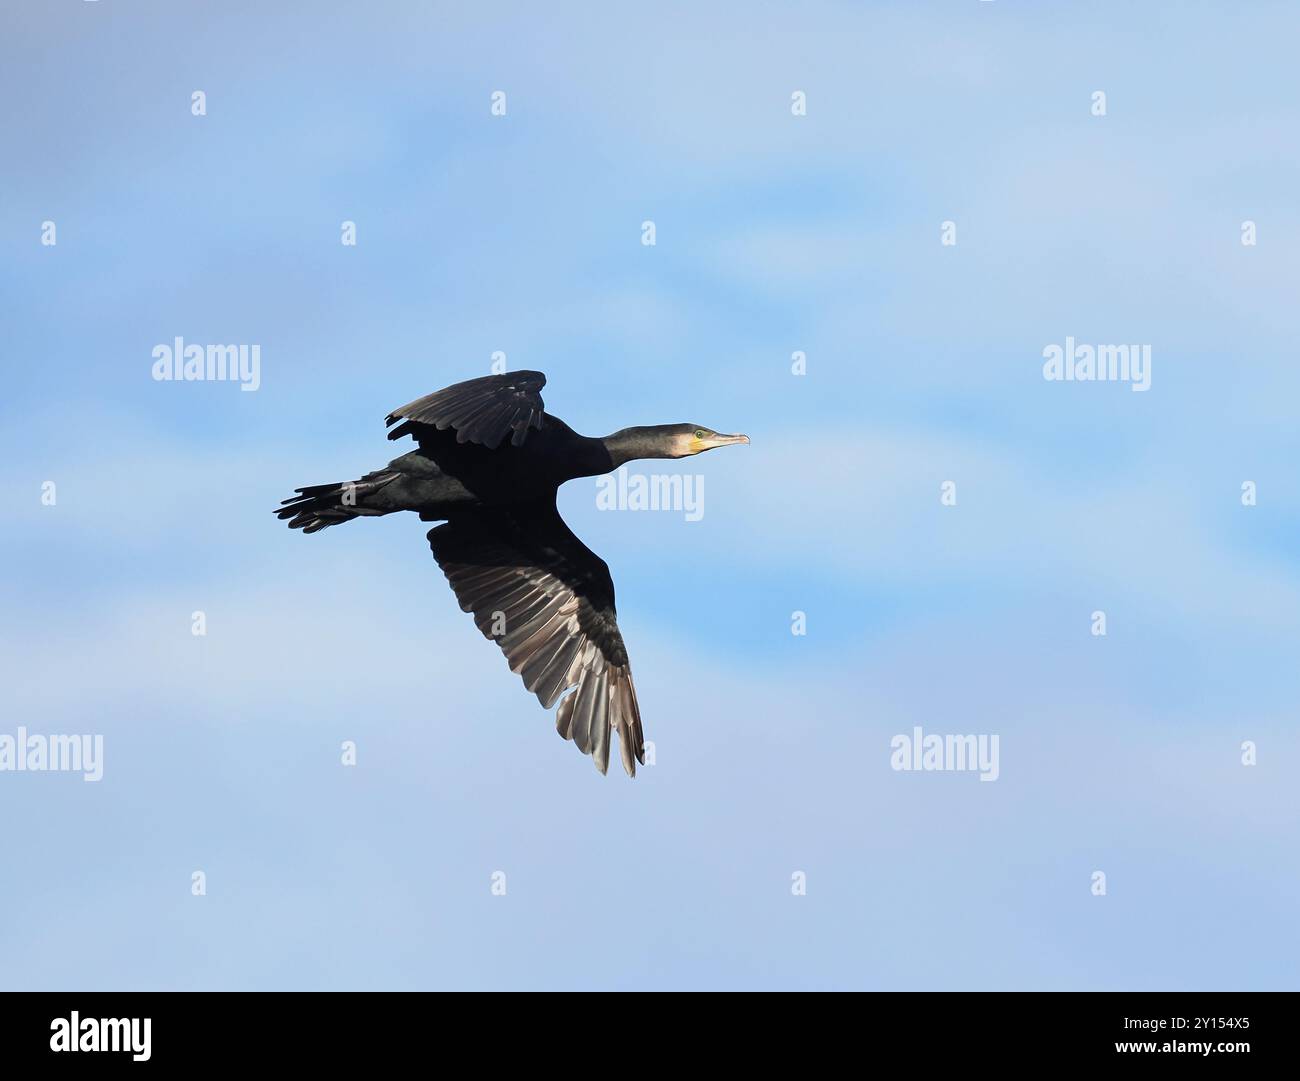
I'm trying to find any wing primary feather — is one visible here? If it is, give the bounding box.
[424,499,642,776]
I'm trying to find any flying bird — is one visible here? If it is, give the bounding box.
[275,370,748,776]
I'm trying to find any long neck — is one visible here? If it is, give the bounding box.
[599,426,674,470]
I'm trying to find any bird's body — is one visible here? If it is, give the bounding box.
[276,370,747,776]
[383,416,610,513]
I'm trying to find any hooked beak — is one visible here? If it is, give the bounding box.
[709,433,750,448]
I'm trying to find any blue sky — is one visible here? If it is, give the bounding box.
[1,1,1297,990]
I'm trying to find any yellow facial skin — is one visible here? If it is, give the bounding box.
[689,429,750,455]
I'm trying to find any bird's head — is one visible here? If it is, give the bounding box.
[663,424,751,459]
[600,423,750,465]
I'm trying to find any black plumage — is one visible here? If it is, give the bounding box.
[385,369,547,449]
[276,370,747,776]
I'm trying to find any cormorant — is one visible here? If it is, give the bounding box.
[275,370,748,776]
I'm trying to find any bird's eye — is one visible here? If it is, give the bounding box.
[694,429,707,439]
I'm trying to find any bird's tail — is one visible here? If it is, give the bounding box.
[274,470,401,534]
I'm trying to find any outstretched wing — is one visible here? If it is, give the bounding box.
[427,501,645,776]
[385,370,547,450]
